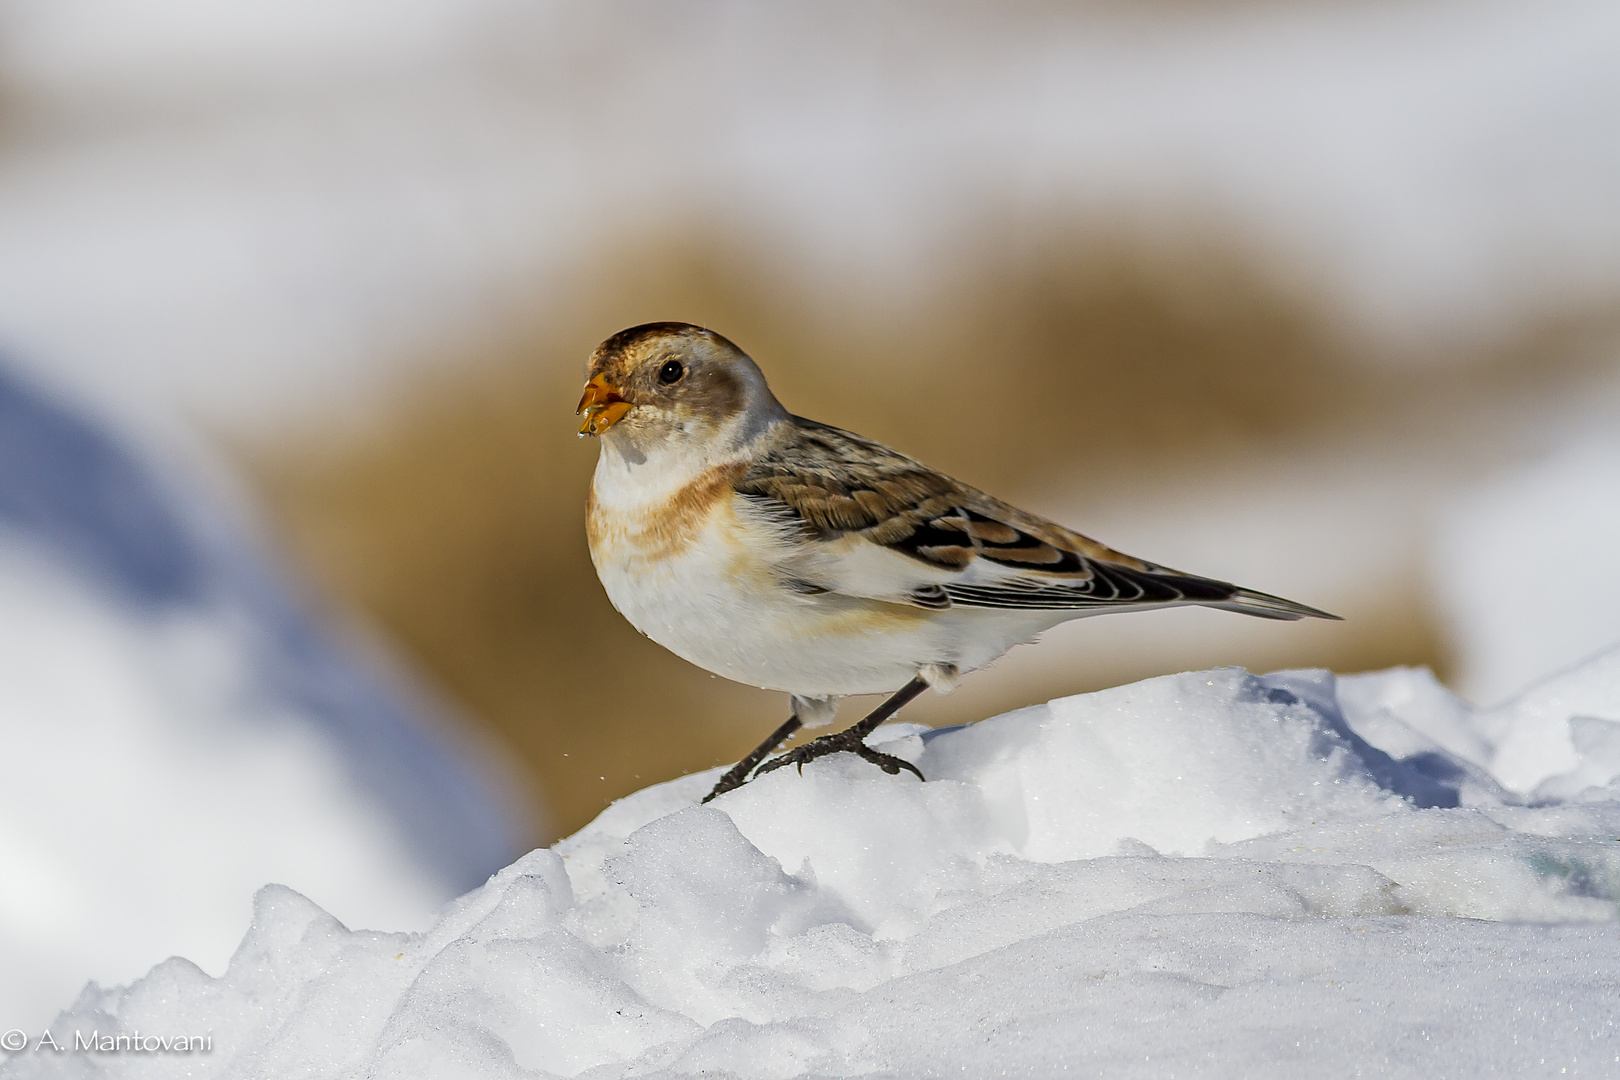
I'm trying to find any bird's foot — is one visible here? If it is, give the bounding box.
[701,760,756,804]
[701,715,804,803]
[754,729,925,782]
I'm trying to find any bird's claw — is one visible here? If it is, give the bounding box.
[853,741,926,782]
[755,732,925,783]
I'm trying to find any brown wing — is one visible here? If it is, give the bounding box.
[737,418,978,569]
[738,418,1337,621]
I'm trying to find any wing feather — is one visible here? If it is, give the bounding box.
[738,418,1338,621]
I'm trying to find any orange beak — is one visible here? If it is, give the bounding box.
[576,374,633,436]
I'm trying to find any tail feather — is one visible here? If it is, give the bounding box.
[944,559,1340,621]
[1206,587,1341,622]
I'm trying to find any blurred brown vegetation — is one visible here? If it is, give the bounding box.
[241,218,1618,845]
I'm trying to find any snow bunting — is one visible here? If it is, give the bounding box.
[578,322,1338,800]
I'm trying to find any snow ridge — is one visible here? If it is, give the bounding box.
[9,658,1620,1078]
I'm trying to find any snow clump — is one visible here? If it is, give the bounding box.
[8,658,1620,1078]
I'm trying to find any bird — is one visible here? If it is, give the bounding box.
[576,322,1338,802]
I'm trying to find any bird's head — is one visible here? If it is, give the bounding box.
[577,323,786,455]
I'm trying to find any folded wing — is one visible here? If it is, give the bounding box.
[737,418,1337,622]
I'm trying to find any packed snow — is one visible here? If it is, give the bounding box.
[8,654,1618,1077]
[0,366,523,1031]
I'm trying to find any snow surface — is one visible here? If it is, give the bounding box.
[0,366,523,1031]
[10,657,1620,1077]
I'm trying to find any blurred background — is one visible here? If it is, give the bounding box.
[2,0,1619,1028]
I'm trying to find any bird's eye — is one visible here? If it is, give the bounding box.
[657,360,685,385]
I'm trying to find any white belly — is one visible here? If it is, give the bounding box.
[590,507,933,695]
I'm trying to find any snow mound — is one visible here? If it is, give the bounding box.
[0,364,523,1029]
[10,660,1620,1077]
[1345,648,1620,800]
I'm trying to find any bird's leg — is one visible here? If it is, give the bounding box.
[755,676,930,782]
[702,714,803,803]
